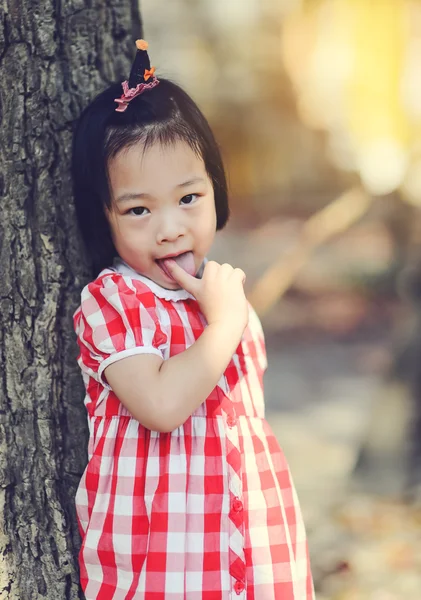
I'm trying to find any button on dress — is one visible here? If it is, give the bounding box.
[73,258,315,599]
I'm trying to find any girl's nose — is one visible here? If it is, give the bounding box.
[156,214,186,244]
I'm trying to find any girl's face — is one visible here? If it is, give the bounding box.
[106,139,217,289]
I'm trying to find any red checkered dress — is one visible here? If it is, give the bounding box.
[73,258,314,600]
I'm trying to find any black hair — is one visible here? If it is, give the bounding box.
[71,78,229,277]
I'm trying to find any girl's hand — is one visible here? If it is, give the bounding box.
[165,259,249,339]
[106,261,249,432]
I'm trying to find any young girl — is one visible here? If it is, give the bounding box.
[72,40,314,600]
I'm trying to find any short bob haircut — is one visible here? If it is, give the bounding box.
[72,78,229,277]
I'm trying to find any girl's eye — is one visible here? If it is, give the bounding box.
[180,194,198,205]
[127,206,150,216]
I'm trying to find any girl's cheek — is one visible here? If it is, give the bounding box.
[126,218,148,230]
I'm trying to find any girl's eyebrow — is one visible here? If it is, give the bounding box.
[116,192,150,204]
[115,177,207,204]
[176,176,206,188]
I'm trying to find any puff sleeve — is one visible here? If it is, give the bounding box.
[73,273,168,390]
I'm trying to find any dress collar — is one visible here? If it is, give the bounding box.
[111,257,204,302]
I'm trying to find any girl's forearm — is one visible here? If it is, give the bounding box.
[155,322,240,431]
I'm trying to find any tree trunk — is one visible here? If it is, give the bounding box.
[0,1,142,597]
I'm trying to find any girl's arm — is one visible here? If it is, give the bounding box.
[104,260,248,432]
[105,320,240,432]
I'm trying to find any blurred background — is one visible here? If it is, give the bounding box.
[142,1,421,598]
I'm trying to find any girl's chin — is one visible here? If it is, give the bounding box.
[157,278,182,290]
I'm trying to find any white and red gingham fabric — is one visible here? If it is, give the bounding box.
[73,258,315,600]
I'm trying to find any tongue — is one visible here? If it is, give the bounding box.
[162,251,196,277]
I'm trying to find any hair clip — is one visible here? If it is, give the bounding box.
[114,39,160,112]
[114,79,159,113]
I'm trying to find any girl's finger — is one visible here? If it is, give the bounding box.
[219,263,234,280]
[233,268,246,284]
[164,259,201,296]
[202,260,219,280]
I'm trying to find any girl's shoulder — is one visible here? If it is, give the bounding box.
[79,267,157,308]
[246,301,265,337]
[72,268,157,329]
[243,302,268,370]
[73,259,196,322]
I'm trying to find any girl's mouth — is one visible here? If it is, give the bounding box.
[155,251,196,280]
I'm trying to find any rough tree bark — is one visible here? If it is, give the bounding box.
[0,1,142,597]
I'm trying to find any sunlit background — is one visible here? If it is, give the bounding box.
[142,1,421,597]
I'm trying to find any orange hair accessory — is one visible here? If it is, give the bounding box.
[144,67,156,82]
[136,39,149,51]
